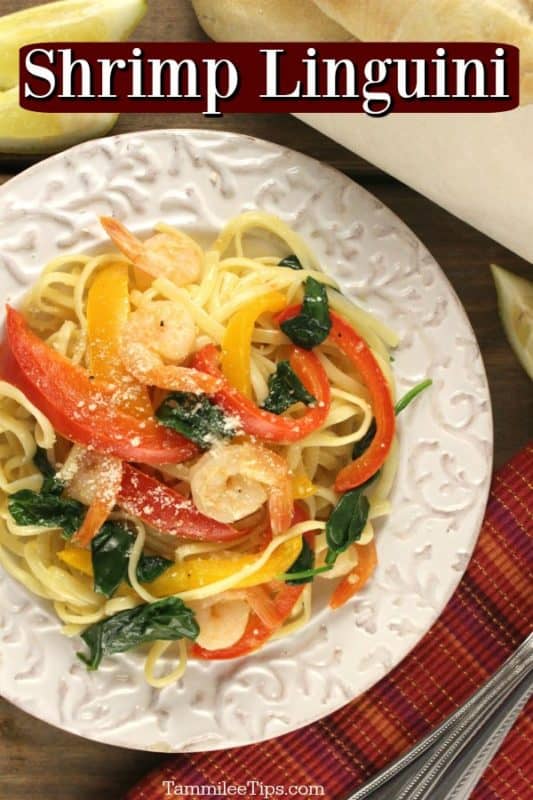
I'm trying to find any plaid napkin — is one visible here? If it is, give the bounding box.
[126,444,532,800]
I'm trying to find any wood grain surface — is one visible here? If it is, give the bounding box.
[0,1,531,799]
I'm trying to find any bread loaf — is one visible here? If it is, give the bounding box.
[312,0,532,102]
[191,0,352,41]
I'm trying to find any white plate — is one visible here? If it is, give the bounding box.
[0,129,492,752]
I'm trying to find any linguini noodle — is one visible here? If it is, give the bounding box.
[0,211,401,687]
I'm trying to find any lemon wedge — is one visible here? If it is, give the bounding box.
[0,0,147,90]
[0,86,118,154]
[491,264,533,381]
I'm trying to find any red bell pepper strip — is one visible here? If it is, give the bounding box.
[329,540,377,609]
[191,504,311,660]
[1,306,197,465]
[118,464,242,543]
[276,306,395,491]
[192,344,331,444]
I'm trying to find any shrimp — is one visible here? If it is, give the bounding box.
[189,594,250,651]
[189,442,293,536]
[120,300,221,394]
[58,444,123,546]
[100,217,203,287]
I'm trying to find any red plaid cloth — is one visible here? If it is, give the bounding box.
[127,444,533,800]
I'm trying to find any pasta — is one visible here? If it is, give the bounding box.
[0,210,420,688]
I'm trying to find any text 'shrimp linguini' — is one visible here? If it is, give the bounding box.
[20,42,520,117]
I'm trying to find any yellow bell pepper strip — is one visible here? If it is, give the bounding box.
[147,535,302,595]
[57,546,92,575]
[87,263,152,418]
[58,534,302,594]
[221,291,287,397]
[291,473,317,500]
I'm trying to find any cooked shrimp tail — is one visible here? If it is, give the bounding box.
[268,479,293,536]
[100,216,143,263]
[100,217,203,287]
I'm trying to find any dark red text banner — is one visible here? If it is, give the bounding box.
[20,42,520,116]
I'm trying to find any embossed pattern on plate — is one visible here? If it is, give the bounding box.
[0,130,492,752]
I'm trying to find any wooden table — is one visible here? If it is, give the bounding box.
[0,1,531,798]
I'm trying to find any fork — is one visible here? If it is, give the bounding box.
[345,633,533,800]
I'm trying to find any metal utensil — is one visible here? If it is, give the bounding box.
[346,633,533,800]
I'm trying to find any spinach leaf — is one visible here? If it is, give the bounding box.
[394,379,433,416]
[33,446,64,495]
[280,277,331,350]
[352,418,377,460]
[92,524,173,598]
[33,446,55,478]
[325,471,380,567]
[281,538,333,584]
[42,475,65,496]
[284,537,315,585]
[280,564,334,583]
[10,451,81,537]
[8,489,84,538]
[77,597,199,670]
[135,555,173,584]
[278,254,303,270]
[156,391,238,449]
[262,361,316,415]
[325,489,370,566]
[91,523,133,598]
